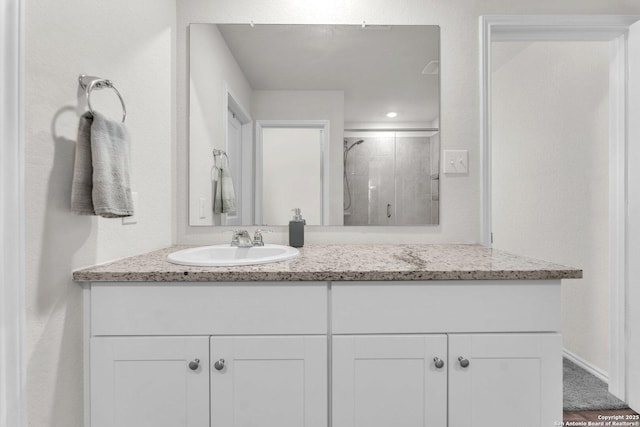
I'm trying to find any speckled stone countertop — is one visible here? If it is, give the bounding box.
[72,244,582,282]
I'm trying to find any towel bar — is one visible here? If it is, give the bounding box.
[78,74,127,123]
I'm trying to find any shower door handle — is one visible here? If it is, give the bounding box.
[387,203,392,218]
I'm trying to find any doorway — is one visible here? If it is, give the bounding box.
[480,15,640,411]
[491,39,611,395]
[224,90,252,226]
[255,120,330,226]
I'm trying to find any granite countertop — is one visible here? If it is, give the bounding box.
[72,244,582,282]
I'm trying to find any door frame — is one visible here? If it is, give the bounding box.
[0,0,25,426]
[480,14,640,401]
[255,120,330,225]
[224,86,253,225]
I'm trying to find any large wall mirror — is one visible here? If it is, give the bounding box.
[189,24,440,226]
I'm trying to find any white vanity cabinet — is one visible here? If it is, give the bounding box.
[210,336,327,427]
[90,335,327,427]
[332,333,561,427]
[90,336,210,427]
[448,333,562,427]
[85,279,563,427]
[331,281,563,427]
[332,335,448,426]
[86,283,328,427]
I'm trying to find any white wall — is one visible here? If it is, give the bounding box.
[491,41,610,373]
[25,1,175,426]
[189,24,253,225]
[176,0,640,245]
[253,90,344,225]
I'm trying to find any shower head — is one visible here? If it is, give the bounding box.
[345,139,365,153]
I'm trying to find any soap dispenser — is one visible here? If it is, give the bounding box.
[289,208,305,248]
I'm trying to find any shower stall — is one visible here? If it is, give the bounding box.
[343,131,439,226]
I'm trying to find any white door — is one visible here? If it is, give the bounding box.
[90,337,210,427]
[448,333,561,427]
[332,335,447,427]
[627,19,640,413]
[259,126,324,225]
[210,335,327,427]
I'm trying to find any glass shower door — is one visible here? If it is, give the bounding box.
[343,131,439,226]
[367,135,396,225]
[344,133,395,225]
[394,132,434,225]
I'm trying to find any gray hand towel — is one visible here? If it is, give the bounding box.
[71,112,96,215]
[213,166,237,215]
[70,112,134,218]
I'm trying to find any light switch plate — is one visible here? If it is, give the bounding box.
[443,150,469,174]
[122,192,138,225]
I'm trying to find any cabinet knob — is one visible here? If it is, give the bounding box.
[188,359,200,371]
[214,359,225,371]
[433,357,445,369]
[458,356,470,368]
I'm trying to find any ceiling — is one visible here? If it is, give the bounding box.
[216,24,440,125]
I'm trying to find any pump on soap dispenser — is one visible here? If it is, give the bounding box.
[289,208,305,248]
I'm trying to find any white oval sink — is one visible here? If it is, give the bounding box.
[167,244,299,267]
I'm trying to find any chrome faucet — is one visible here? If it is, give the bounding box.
[230,230,254,248]
[230,229,273,247]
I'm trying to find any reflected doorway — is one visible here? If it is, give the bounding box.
[255,121,329,225]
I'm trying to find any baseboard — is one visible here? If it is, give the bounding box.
[563,348,609,384]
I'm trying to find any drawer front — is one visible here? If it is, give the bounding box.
[91,282,327,336]
[332,280,561,334]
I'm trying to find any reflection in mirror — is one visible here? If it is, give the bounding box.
[344,131,440,226]
[189,24,440,226]
[256,122,329,226]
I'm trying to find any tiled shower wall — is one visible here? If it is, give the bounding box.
[344,133,439,225]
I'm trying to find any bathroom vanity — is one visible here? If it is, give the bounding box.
[74,244,581,427]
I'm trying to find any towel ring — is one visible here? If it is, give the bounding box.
[213,149,229,165]
[78,75,127,123]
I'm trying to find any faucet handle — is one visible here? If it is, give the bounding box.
[253,229,273,246]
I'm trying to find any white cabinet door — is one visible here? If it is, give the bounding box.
[333,335,448,427]
[210,336,327,427]
[91,336,209,427]
[448,333,562,427]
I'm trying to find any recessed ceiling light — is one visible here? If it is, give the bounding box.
[386,112,398,118]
